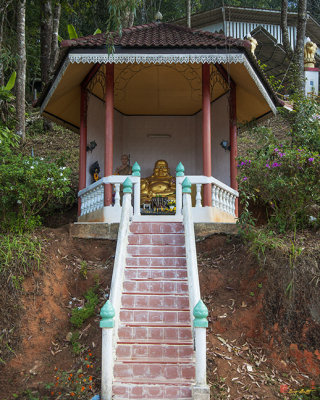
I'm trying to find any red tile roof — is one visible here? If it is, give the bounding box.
[61,22,251,50]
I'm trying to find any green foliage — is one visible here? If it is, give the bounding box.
[0,133,72,233]
[0,234,42,293]
[70,330,82,354]
[68,23,78,39]
[70,287,99,328]
[48,353,97,398]
[238,99,320,232]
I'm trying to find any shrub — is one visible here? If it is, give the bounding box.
[238,108,320,233]
[238,140,320,232]
[70,287,100,328]
[0,131,72,233]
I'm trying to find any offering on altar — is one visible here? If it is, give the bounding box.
[140,160,176,203]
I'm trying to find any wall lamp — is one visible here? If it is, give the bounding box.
[86,140,97,152]
[220,140,231,151]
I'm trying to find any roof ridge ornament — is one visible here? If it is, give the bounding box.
[155,11,163,23]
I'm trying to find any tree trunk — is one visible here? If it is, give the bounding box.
[141,0,146,24]
[0,8,5,87]
[280,0,307,94]
[0,0,14,86]
[40,0,52,84]
[295,0,307,93]
[50,0,61,73]
[186,0,191,28]
[280,0,294,59]
[16,0,26,143]
[40,0,53,131]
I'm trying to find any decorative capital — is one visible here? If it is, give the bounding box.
[182,177,192,194]
[193,300,208,328]
[132,162,141,177]
[100,300,115,328]
[123,177,133,193]
[176,162,185,177]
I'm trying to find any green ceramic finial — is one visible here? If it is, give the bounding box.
[100,300,115,328]
[182,177,192,194]
[176,162,185,177]
[123,177,133,193]
[132,162,141,177]
[193,300,208,328]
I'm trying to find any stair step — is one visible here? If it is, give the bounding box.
[130,222,184,234]
[127,257,186,267]
[116,343,194,360]
[121,294,189,309]
[118,326,193,341]
[113,362,195,381]
[128,234,185,246]
[125,268,188,280]
[120,310,190,324]
[112,383,192,399]
[123,281,188,294]
[127,245,186,257]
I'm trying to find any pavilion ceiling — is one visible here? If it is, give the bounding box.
[41,59,274,131]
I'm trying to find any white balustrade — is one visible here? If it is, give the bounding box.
[181,175,238,217]
[78,175,141,218]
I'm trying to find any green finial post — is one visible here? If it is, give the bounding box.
[100,300,115,328]
[182,177,192,194]
[123,177,133,193]
[193,300,208,328]
[176,162,185,177]
[132,162,141,177]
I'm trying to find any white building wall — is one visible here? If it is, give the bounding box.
[86,93,230,187]
[202,20,296,48]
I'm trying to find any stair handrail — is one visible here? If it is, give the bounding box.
[182,178,201,319]
[101,177,133,400]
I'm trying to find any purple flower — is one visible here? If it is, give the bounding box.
[243,177,248,181]
[241,161,245,166]
[272,162,281,168]
[265,163,270,168]
[278,152,285,158]
[274,148,279,152]
[237,164,240,168]
[308,157,314,162]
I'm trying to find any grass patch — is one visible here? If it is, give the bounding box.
[0,234,42,363]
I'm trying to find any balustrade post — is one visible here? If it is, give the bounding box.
[192,300,210,400]
[100,300,115,400]
[196,184,202,208]
[132,162,141,217]
[114,184,120,207]
[175,162,185,216]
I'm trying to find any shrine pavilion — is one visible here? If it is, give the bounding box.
[38,21,281,225]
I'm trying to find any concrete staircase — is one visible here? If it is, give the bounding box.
[113,222,195,399]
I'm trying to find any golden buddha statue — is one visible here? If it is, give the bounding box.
[141,160,176,203]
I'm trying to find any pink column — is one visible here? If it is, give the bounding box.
[202,63,212,206]
[104,63,114,206]
[229,83,238,217]
[78,87,87,216]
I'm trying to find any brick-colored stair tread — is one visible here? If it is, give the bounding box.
[127,257,186,267]
[125,269,188,280]
[113,382,192,399]
[120,309,190,322]
[116,344,194,359]
[117,339,193,345]
[128,233,185,246]
[123,280,188,293]
[115,357,194,363]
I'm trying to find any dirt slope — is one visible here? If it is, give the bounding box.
[0,229,319,399]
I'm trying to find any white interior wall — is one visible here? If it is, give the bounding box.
[86,92,230,187]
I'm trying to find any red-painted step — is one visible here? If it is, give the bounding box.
[113,222,195,399]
